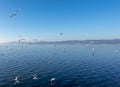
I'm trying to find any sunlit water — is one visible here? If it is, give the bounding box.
[0,44,120,87]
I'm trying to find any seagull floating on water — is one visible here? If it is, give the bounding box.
[33,74,38,80]
[50,78,56,86]
[51,78,56,82]
[14,76,20,85]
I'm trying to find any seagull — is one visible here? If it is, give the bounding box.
[50,78,56,86]
[50,78,56,82]
[10,8,20,18]
[33,74,38,80]
[92,48,95,56]
[60,32,63,36]
[14,76,20,85]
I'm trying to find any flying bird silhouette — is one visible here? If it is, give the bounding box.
[60,32,63,35]
[10,8,20,18]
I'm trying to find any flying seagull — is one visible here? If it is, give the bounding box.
[60,32,63,35]
[10,8,20,18]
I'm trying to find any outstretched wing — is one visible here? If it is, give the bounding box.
[10,8,20,18]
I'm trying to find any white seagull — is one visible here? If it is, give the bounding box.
[33,74,38,80]
[14,76,20,85]
[50,77,56,86]
[51,77,56,82]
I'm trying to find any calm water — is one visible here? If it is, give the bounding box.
[0,44,120,87]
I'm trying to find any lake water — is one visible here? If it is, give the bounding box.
[0,44,120,87]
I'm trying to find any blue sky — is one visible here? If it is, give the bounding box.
[0,0,120,42]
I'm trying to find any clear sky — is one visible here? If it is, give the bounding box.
[0,0,120,42]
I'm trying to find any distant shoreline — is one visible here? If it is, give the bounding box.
[4,39,120,45]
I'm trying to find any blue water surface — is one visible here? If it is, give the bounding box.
[0,44,120,87]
